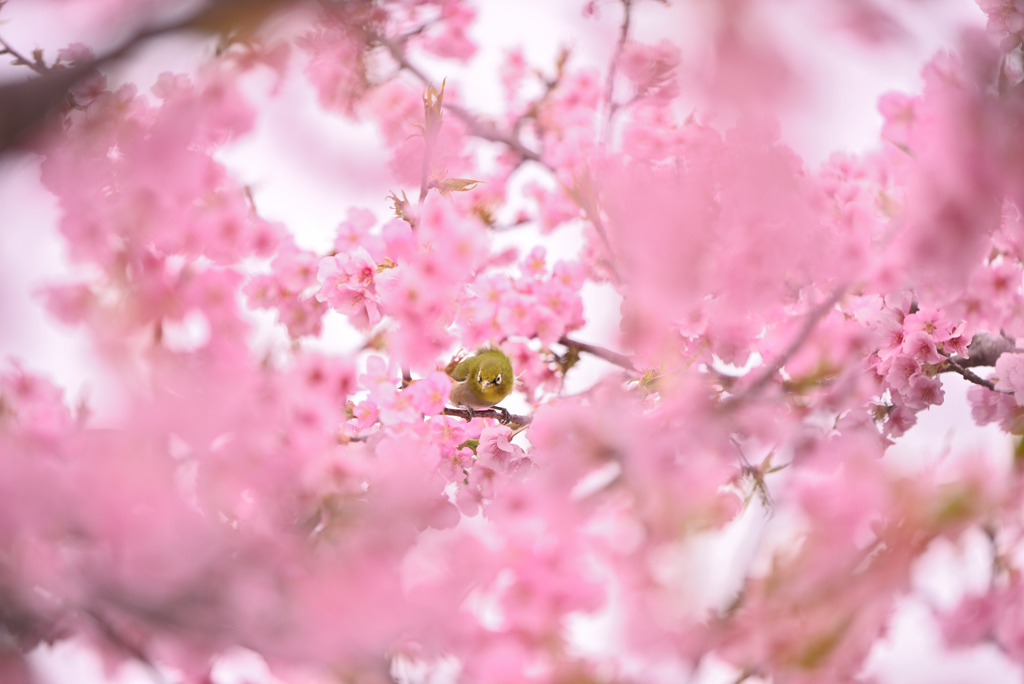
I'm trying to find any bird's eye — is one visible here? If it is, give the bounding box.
[494,374,502,385]
[476,371,482,384]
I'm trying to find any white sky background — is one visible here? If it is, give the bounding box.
[0,0,1019,682]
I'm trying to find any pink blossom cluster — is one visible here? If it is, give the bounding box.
[978,0,1024,48]
[245,241,327,339]
[8,1,1024,683]
[458,247,585,346]
[618,40,681,101]
[940,574,1024,661]
[299,6,373,116]
[860,299,970,436]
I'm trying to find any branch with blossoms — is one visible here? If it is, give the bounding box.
[0,34,51,76]
[0,0,300,153]
[14,2,1024,684]
[353,2,631,285]
[931,332,1016,392]
[559,335,637,372]
[730,284,848,403]
[443,406,532,426]
[944,331,1017,368]
[939,354,1003,392]
[369,28,547,168]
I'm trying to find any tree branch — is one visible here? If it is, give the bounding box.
[86,609,170,684]
[369,30,548,168]
[563,167,622,281]
[559,335,637,372]
[938,355,1009,393]
[363,12,628,285]
[950,332,1016,368]
[0,0,300,155]
[0,35,49,75]
[730,284,848,403]
[443,406,532,426]
[582,195,622,281]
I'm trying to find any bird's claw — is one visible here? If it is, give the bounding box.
[457,405,511,425]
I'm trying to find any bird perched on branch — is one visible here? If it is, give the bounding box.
[446,348,514,418]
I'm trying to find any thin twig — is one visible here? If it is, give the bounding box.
[396,20,435,44]
[0,35,48,75]
[939,356,1009,393]
[564,167,622,280]
[345,434,372,443]
[559,335,637,372]
[446,101,547,166]
[369,29,548,168]
[601,0,633,144]
[585,202,621,280]
[730,435,753,469]
[729,671,755,684]
[983,524,1006,581]
[86,609,170,684]
[731,284,848,403]
[443,406,532,426]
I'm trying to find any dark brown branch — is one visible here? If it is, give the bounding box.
[731,284,848,403]
[0,35,49,75]
[955,332,1016,368]
[443,406,532,427]
[936,337,1016,393]
[0,58,91,153]
[559,335,637,372]
[938,356,1008,393]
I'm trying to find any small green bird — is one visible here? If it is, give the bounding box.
[447,348,514,420]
